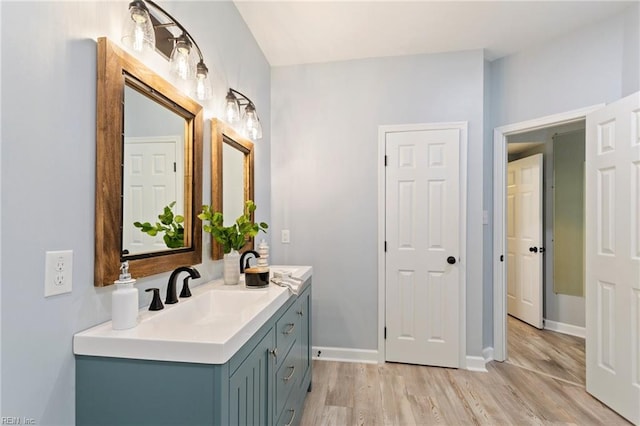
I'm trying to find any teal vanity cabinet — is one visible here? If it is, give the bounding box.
[76,281,312,426]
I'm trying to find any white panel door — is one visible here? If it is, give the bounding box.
[385,126,461,367]
[585,91,640,424]
[123,136,180,255]
[507,154,544,329]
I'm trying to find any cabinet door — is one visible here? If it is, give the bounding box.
[229,327,275,426]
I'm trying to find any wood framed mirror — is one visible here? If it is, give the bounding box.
[95,37,202,286]
[210,118,254,260]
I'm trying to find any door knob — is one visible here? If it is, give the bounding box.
[447,256,456,265]
[529,247,538,253]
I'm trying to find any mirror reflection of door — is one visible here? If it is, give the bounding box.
[122,84,186,256]
[222,141,245,226]
[123,136,184,255]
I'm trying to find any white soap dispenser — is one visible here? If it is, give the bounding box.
[257,239,269,267]
[112,261,139,330]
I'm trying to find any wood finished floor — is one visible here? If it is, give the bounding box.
[506,315,586,386]
[299,320,628,425]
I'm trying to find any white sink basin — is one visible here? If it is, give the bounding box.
[164,288,271,324]
[73,271,311,364]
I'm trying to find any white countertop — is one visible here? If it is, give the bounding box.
[73,265,312,364]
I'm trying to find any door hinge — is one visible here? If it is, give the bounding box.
[500,255,504,262]
[384,155,388,166]
[384,326,387,339]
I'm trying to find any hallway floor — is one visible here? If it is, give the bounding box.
[299,322,627,425]
[506,315,585,386]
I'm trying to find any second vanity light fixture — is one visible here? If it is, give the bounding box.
[225,89,263,140]
[122,0,212,101]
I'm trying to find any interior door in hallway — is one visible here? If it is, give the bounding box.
[506,154,544,329]
[385,125,463,368]
[585,91,640,424]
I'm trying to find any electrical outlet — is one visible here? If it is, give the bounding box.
[281,229,290,244]
[45,250,73,297]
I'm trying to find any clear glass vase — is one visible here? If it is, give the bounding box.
[223,249,240,285]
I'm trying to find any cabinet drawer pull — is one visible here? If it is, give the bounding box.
[283,323,296,335]
[269,348,278,359]
[284,409,296,426]
[297,309,304,316]
[283,365,296,382]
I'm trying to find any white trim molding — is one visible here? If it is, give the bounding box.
[465,347,494,372]
[312,346,379,364]
[492,104,604,362]
[544,320,586,339]
[466,356,488,372]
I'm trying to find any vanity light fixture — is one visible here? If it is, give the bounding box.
[122,0,212,101]
[121,1,155,53]
[225,88,263,140]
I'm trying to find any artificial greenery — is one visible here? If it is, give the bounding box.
[133,201,184,249]
[199,200,268,254]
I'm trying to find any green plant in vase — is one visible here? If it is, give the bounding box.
[134,201,184,249]
[199,200,268,285]
[199,200,268,253]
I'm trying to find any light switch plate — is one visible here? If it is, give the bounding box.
[45,250,73,297]
[281,229,290,244]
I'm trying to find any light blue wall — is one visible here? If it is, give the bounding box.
[0,2,270,424]
[491,3,639,128]
[271,50,486,355]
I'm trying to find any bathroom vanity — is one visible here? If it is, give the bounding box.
[74,267,312,426]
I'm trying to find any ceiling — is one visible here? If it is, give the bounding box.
[233,1,634,67]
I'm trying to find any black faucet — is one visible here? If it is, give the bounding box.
[239,250,260,273]
[166,266,200,304]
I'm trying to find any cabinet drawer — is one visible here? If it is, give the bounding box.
[275,341,300,418]
[276,302,299,359]
[276,406,298,426]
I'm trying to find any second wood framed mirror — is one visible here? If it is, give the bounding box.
[210,118,254,260]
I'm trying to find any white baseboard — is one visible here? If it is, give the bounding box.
[544,319,585,338]
[312,346,379,364]
[313,346,497,370]
[466,356,488,372]
[466,346,493,372]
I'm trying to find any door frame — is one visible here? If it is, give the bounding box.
[492,105,603,361]
[377,122,468,367]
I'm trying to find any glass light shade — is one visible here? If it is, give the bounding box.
[242,105,263,140]
[122,1,155,53]
[225,91,241,124]
[169,35,195,81]
[192,61,212,101]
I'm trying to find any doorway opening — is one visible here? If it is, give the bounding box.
[492,104,604,363]
[505,121,587,385]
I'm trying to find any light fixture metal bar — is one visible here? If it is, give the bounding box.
[145,0,205,62]
[229,88,256,108]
